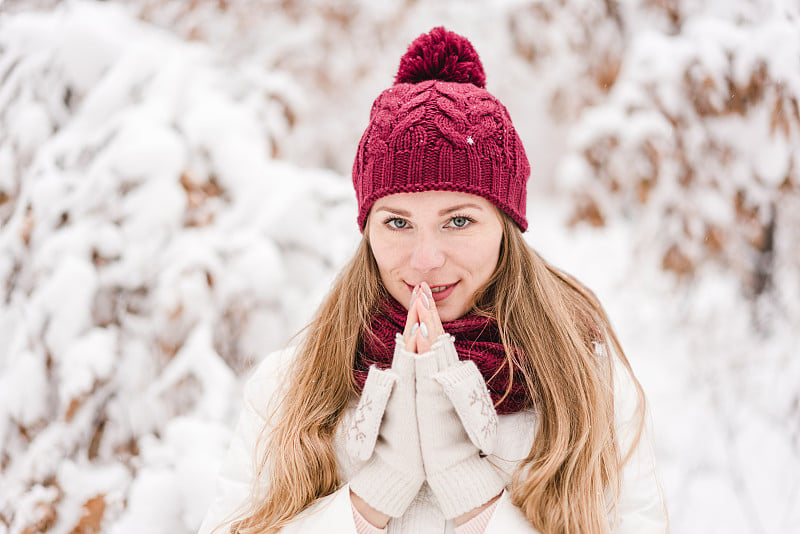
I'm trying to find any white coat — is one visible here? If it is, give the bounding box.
[198,343,667,533]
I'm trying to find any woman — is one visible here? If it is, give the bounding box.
[199,27,666,534]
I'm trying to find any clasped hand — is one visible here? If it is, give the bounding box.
[349,283,505,523]
[401,282,446,354]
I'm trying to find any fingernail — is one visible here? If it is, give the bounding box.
[409,287,417,308]
[419,291,430,310]
[419,322,429,338]
[422,282,433,298]
[411,322,419,336]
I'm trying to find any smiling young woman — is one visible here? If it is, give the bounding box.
[367,191,503,323]
[199,27,667,534]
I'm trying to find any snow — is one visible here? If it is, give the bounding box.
[0,1,798,533]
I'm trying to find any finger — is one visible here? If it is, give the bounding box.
[406,323,418,353]
[403,285,421,350]
[404,286,420,331]
[423,283,444,334]
[418,282,445,337]
[404,318,419,353]
[415,322,432,353]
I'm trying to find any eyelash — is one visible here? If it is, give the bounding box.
[448,214,476,228]
[382,214,476,230]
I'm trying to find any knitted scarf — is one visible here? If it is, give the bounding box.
[354,297,528,414]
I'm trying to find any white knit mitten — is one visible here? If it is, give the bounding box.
[416,334,506,519]
[348,334,424,517]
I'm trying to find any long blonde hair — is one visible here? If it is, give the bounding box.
[226,215,645,534]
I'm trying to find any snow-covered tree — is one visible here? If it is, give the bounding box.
[536,1,800,312]
[0,3,355,532]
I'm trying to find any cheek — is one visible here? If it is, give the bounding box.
[368,234,404,276]
[470,232,503,280]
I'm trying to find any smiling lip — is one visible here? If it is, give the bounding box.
[429,283,457,302]
[406,282,458,303]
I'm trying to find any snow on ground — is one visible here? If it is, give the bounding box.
[0,1,798,533]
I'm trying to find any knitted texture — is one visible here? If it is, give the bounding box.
[352,27,529,231]
[345,365,396,462]
[415,337,507,519]
[354,297,528,414]
[349,336,425,517]
[433,354,500,455]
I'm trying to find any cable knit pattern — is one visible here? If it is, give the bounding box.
[353,79,529,231]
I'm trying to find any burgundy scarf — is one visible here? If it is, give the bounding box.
[354,297,529,414]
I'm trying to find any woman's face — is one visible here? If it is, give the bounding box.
[367,190,504,322]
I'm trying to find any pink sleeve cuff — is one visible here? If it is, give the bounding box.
[454,498,500,534]
[352,502,387,534]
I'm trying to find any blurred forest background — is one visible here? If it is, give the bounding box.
[0,0,798,532]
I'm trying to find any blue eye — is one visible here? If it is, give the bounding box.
[386,218,408,230]
[450,216,472,228]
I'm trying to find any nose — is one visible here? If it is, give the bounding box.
[409,231,445,273]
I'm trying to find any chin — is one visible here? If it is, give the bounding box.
[438,305,466,323]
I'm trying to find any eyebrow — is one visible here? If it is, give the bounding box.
[375,203,485,217]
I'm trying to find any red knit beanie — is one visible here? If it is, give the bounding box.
[352,27,530,231]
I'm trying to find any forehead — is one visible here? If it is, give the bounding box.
[371,190,495,212]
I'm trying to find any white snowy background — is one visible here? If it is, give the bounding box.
[0,1,798,533]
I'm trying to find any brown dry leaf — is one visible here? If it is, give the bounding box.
[744,62,768,106]
[568,194,606,228]
[637,178,656,204]
[20,206,34,246]
[88,419,106,460]
[744,220,768,250]
[734,190,760,223]
[179,171,194,190]
[678,163,694,188]
[70,495,106,534]
[685,67,722,117]
[180,171,224,227]
[202,176,223,198]
[65,397,83,422]
[779,158,797,193]
[594,52,621,92]
[181,171,223,201]
[770,94,792,138]
[113,437,140,459]
[727,81,748,116]
[662,244,694,276]
[584,136,619,171]
[791,96,800,124]
[703,225,726,255]
[158,339,181,360]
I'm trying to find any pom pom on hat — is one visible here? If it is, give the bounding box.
[395,27,486,88]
